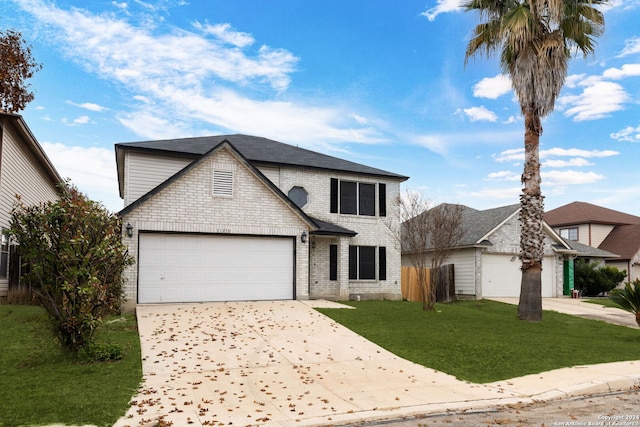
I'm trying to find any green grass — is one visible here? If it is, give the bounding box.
[0,304,142,427]
[584,297,623,309]
[317,300,640,383]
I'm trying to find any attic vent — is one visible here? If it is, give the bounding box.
[213,170,234,196]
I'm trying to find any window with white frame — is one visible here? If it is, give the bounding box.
[560,227,578,241]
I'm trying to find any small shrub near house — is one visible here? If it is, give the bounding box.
[574,258,626,297]
[9,183,134,355]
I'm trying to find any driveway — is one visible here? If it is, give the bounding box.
[488,297,639,328]
[114,301,639,427]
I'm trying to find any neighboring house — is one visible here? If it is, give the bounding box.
[545,201,640,283]
[116,134,408,309]
[0,113,62,299]
[401,203,612,298]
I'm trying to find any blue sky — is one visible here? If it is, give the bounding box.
[1,0,639,214]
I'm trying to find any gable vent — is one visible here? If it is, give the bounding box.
[213,170,234,196]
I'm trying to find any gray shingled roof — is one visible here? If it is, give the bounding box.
[563,239,620,258]
[457,204,520,246]
[116,134,408,180]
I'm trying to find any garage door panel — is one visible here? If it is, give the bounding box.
[138,233,294,303]
[482,254,555,298]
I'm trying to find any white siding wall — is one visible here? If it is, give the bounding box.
[121,147,310,311]
[124,151,192,206]
[0,122,59,296]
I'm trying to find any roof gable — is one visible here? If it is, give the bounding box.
[118,139,316,229]
[545,201,640,227]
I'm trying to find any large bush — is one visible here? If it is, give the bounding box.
[9,184,134,353]
[574,259,626,297]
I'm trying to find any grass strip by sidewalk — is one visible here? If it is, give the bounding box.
[584,297,623,309]
[0,304,142,427]
[317,299,640,383]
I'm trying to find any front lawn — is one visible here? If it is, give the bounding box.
[317,300,640,383]
[0,304,142,427]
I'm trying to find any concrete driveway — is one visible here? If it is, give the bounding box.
[115,300,639,427]
[488,297,639,328]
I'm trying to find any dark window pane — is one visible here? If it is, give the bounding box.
[330,178,338,213]
[349,246,358,280]
[330,245,338,281]
[359,183,375,216]
[379,183,386,217]
[379,246,386,280]
[340,181,357,215]
[359,246,376,280]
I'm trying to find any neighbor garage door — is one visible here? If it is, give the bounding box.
[482,254,555,297]
[138,233,294,303]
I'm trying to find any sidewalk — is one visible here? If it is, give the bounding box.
[114,300,640,427]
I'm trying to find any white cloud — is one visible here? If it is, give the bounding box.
[618,37,640,57]
[473,75,512,99]
[16,0,385,149]
[41,142,121,212]
[66,100,107,111]
[487,171,520,181]
[421,0,464,21]
[193,22,254,48]
[610,125,640,142]
[350,113,368,125]
[542,170,604,186]
[492,147,618,163]
[493,148,524,162]
[469,187,521,200]
[540,148,619,158]
[543,158,593,168]
[461,106,498,122]
[73,115,91,124]
[602,63,640,79]
[559,81,629,121]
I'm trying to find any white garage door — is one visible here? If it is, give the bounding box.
[138,233,294,303]
[482,254,555,298]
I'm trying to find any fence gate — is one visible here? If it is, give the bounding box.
[401,264,455,303]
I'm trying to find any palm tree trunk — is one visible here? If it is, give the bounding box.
[518,108,544,322]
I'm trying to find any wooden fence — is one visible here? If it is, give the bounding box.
[401,264,455,303]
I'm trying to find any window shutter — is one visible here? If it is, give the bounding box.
[330,178,338,213]
[379,183,386,217]
[329,244,338,281]
[379,246,386,280]
[348,246,358,280]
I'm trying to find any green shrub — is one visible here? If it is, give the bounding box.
[9,183,135,353]
[574,259,626,297]
[79,342,125,362]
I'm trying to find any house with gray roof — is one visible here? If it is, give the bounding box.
[401,203,614,298]
[115,134,408,309]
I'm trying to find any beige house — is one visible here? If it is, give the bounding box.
[0,113,62,299]
[116,135,408,309]
[545,201,640,284]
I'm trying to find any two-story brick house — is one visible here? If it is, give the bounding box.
[116,135,408,310]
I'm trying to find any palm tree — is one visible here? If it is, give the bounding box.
[464,0,607,321]
[611,280,640,327]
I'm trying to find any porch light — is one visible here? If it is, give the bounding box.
[301,231,307,243]
[126,223,133,238]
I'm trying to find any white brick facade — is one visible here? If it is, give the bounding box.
[119,142,404,308]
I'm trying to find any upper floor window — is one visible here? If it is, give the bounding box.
[0,230,9,279]
[288,186,308,208]
[330,178,386,217]
[560,227,578,241]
